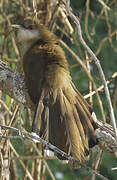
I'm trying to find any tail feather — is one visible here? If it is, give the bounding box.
[34,86,97,162]
[72,105,89,153]
[63,95,86,161]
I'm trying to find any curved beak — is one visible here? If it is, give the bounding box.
[11,24,23,29]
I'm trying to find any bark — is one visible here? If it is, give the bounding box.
[0,61,34,109]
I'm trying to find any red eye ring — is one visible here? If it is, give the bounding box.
[28,25,34,30]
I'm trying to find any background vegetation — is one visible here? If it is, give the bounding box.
[0,0,117,179]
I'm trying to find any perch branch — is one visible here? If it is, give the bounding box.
[0,124,110,180]
[0,61,34,109]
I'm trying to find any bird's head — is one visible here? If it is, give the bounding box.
[12,17,40,43]
[12,17,57,44]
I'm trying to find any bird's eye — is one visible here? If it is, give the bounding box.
[28,25,35,30]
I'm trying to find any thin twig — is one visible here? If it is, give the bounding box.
[84,72,117,99]
[91,150,103,180]
[10,142,34,180]
[0,99,12,116]
[85,0,93,43]
[32,143,56,180]
[4,155,56,160]
[97,0,110,10]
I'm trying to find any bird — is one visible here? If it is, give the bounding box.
[12,17,98,164]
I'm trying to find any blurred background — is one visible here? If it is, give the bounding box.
[0,0,117,179]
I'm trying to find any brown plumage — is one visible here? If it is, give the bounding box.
[14,18,98,163]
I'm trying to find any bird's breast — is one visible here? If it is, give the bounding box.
[23,42,72,103]
[44,64,71,89]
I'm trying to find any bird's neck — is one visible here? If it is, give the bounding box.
[21,31,57,57]
[22,40,36,56]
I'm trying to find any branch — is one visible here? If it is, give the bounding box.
[0,125,109,180]
[0,61,34,109]
[95,121,117,156]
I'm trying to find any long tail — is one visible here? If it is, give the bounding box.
[32,83,97,163]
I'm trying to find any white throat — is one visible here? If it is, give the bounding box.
[17,28,39,55]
